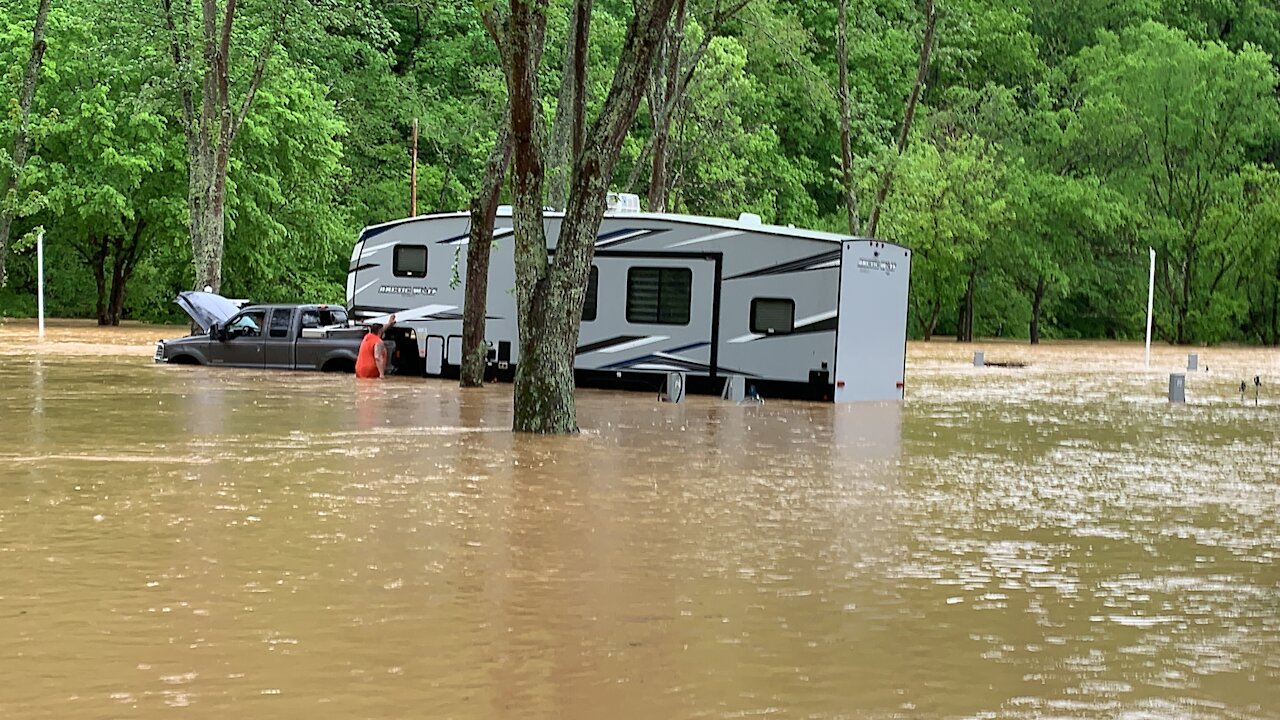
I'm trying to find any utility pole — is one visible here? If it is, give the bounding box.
[410,118,419,216]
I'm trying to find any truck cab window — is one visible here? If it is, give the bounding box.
[302,309,348,329]
[228,311,265,337]
[269,309,292,338]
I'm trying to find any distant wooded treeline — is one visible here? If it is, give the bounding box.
[1,0,1277,344]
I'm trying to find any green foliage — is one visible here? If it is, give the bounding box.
[1075,21,1280,342]
[0,0,1276,345]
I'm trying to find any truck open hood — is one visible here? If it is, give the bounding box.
[174,291,240,332]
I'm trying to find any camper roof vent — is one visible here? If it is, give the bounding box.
[738,212,762,225]
[607,192,641,213]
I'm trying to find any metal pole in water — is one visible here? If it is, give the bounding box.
[37,228,45,339]
[1145,247,1155,367]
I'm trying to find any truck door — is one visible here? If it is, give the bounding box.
[262,308,295,369]
[214,309,267,367]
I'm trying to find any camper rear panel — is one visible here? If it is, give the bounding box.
[834,240,911,402]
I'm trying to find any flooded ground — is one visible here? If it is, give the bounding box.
[1,319,1277,719]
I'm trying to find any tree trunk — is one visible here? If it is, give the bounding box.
[836,0,861,235]
[504,0,561,431]
[866,0,937,238]
[1029,275,1045,344]
[957,265,976,343]
[460,119,513,388]
[107,235,127,326]
[105,219,146,326]
[192,152,230,292]
[0,0,52,288]
[501,0,677,433]
[91,235,109,326]
[647,123,672,212]
[1272,253,1279,346]
[923,300,940,341]
[570,0,590,166]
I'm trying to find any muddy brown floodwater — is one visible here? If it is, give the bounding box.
[1,319,1277,719]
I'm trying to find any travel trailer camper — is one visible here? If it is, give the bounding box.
[346,199,911,402]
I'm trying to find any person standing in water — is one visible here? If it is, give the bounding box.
[355,314,396,379]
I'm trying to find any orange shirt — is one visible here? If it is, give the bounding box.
[355,333,382,379]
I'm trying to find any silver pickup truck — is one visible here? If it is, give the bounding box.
[154,292,412,374]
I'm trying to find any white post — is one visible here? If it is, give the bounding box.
[37,228,45,339]
[1144,247,1155,367]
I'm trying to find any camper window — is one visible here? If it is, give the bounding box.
[751,298,795,335]
[393,245,429,278]
[626,267,691,325]
[268,309,292,338]
[582,266,599,322]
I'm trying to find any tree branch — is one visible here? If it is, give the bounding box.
[229,2,288,146]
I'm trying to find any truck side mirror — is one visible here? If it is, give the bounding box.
[213,324,228,342]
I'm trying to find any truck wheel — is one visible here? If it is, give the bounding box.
[322,359,355,373]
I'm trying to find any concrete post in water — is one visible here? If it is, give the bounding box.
[973,351,984,368]
[1169,374,1186,403]
[1187,353,1198,371]
[662,372,686,403]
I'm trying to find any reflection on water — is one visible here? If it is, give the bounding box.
[1,321,1277,719]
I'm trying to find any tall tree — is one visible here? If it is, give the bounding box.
[545,0,592,210]
[159,0,286,293]
[630,0,751,211]
[0,0,52,288]
[867,0,937,238]
[836,0,860,235]
[489,0,677,433]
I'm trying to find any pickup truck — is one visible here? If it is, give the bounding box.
[154,292,411,374]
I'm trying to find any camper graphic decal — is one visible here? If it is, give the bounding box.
[378,285,438,296]
[856,257,898,275]
[723,250,842,281]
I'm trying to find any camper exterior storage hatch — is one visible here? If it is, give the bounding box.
[346,210,910,402]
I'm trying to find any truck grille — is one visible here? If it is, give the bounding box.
[154,342,164,362]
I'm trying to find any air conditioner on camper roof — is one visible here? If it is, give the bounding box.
[607,192,641,213]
